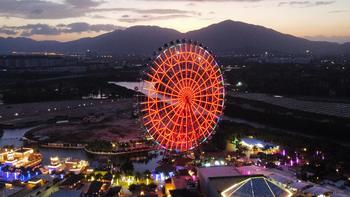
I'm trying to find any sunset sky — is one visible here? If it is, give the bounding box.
[0,0,349,43]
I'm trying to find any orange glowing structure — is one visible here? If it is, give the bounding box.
[141,40,225,152]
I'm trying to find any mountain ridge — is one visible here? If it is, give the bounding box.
[0,20,348,55]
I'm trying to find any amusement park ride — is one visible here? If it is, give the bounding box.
[139,39,225,152]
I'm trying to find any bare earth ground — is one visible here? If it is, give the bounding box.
[0,98,144,143]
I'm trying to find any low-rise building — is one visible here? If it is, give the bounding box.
[240,138,280,156]
[0,147,41,168]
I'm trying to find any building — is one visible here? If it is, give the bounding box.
[0,54,64,68]
[84,181,103,197]
[0,148,42,182]
[0,147,41,168]
[164,175,197,196]
[169,189,200,197]
[211,175,292,197]
[240,137,280,155]
[0,54,89,73]
[64,158,89,174]
[197,166,241,197]
[27,178,44,188]
[46,157,88,174]
[60,174,84,189]
[197,166,292,197]
[322,173,346,188]
[46,156,64,173]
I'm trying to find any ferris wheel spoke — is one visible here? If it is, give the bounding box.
[192,69,218,94]
[193,69,220,90]
[193,99,223,109]
[143,102,177,119]
[161,50,187,90]
[188,105,203,148]
[146,73,180,95]
[141,97,179,105]
[162,102,184,138]
[149,65,180,93]
[191,63,212,92]
[155,58,182,94]
[144,88,179,100]
[189,103,212,138]
[194,80,223,97]
[192,100,219,120]
[168,49,186,90]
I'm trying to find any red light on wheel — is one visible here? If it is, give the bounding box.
[141,42,225,152]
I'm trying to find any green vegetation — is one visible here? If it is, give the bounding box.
[121,161,134,176]
[128,183,157,193]
[86,140,113,152]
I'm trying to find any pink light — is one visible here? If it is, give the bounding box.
[282,149,286,156]
[296,157,299,164]
[290,160,294,166]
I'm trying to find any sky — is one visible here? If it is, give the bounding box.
[0,0,349,43]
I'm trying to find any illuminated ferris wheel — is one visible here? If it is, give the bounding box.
[140,40,225,152]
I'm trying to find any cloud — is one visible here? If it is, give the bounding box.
[66,0,103,8]
[278,1,335,7]
[329,10,350,13]
[304,35,350,43]
[118,14,192,23]
[0,0,104,19]
[0,28,17,35]
[0,23,124,36]
[88,7,200,16]
[0,0,199,19]
[138,0,263,1]
[19,24,61,36]
[63,23,121,33]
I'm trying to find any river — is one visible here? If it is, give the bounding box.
[0,127,162,172]
[0,127,33,147]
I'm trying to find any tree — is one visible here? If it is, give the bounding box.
[143,170,151,178]
[121,162,134,175]
[135,172,141,180]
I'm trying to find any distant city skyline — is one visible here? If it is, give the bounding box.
[0,0,349,43]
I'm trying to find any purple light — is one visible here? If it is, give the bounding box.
[282,150,286,156]
[290,160,294,166]
[296,157,299,164]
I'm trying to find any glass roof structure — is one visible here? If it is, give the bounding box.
[221,177,292,197]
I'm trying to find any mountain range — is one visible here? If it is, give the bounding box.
[1,20,349,55]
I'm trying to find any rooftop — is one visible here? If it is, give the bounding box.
[86,181,103,195]
[241,138,277,149]
[197,166,240,182]
[209,175,292,197]
[170,189,200,197]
